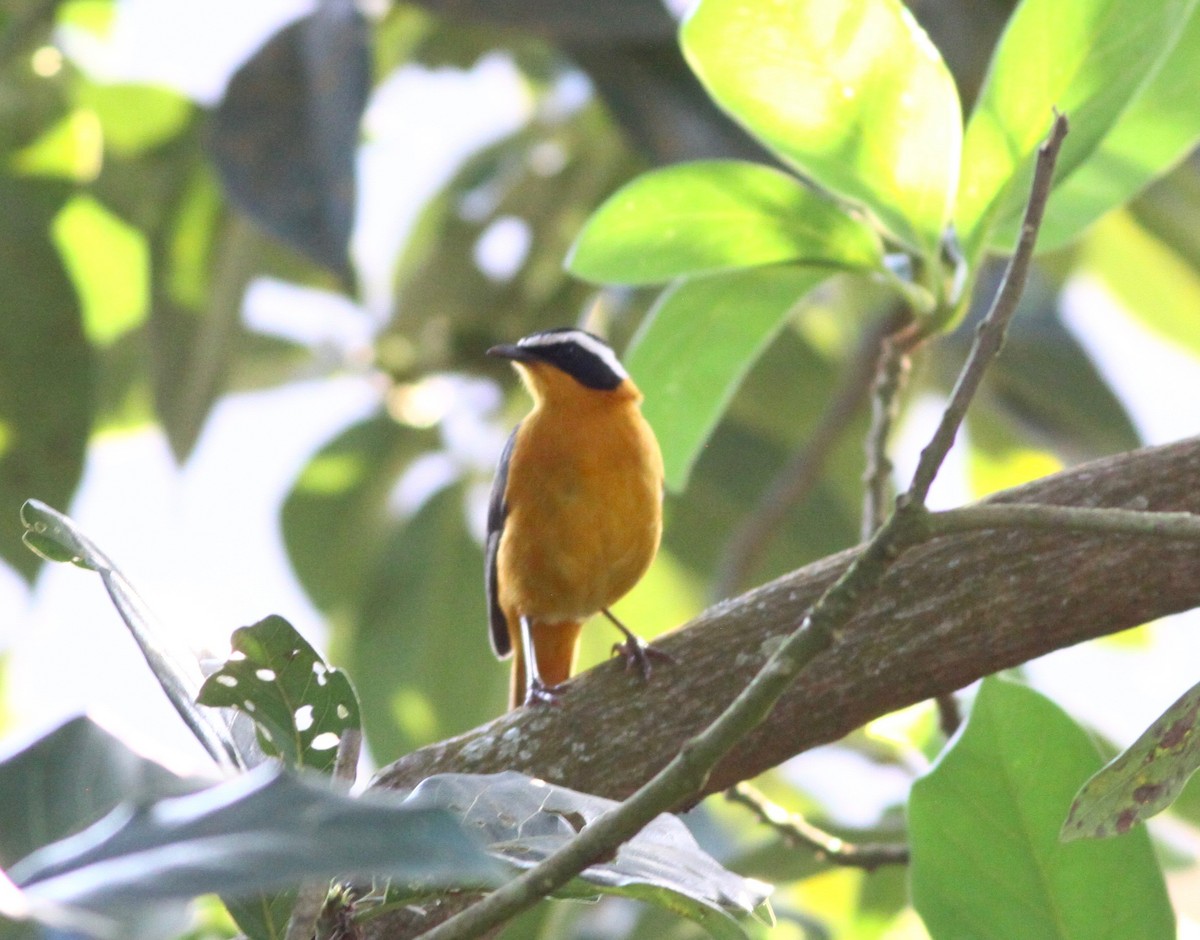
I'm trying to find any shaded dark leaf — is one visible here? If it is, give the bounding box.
[11,766,503,912]
[404,772,772,937]
[0,717,199,871]
[208,0,368,280]
[0,179,92,582]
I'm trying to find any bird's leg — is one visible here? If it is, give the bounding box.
[602,608,674,680]
[520,615,563,707]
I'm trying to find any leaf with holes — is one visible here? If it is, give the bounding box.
[1063,678,1200,841]
[403,772,773,938]
[198,615,360,774]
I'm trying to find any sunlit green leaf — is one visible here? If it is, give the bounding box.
[51,193,149,346]
[198,615,361,775]
[1082,209,1200,360]
[681,0,962,254]
[75,81,193,157]
[910,678,1174,939]
[1064,678,1200,840]
[955,0,1196,258]
[628,266,827,491]
[995,6,1200,252]
[568,160,882,285]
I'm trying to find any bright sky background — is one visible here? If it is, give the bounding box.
[2,0,1200,861]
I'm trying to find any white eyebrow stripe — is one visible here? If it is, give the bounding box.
[517,330,628,381]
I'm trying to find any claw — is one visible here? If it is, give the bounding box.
[523,676,565,708]
[612,637,676,681]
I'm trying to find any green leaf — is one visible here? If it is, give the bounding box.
[223,890,296,940]
[1064,678,1200,840]
[0,179,92,582]
[999,6,1200,252]
[20,501,243,771]
[282,413,436,612]
[75,81,193,158]
[567,160,882,285]
[681,0,962,254]
[909,678,1174,939]
[0,717,198,871]
[339,484,508,762]
[197,615,361,775]
[404,772,772,937]
[10,765,504,914]
[955,0,1197,257]
[1081,209,1200,360]
[209,2,369,280]
[628,266,827,491]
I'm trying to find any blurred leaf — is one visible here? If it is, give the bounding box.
[681,0,962,255]
[1064,678,1200,840]
[403,0,676,42]
[340,485,507,763]
[910,678,1174,939]
[566,41,770,166]
[1000,6,1200,252]
[965,406,1063,499]
[51,193,149,346]
[0,717,198,870]
[283,412,437,611]
[208,0,368,280]
[387,109,638,366]
[628,266,827,492]
[406,772,773,936]
[198,615,361,775]
[955,0,1196,258]
[20,500,243,771]
[10,109,103,181]
[10,765,504,914]
[935,265,1139,463]
[76,81,193,158]
[224,890,295,940]
[568,160,883,285]
[1083,208,1200,361]
[0,179,92,582]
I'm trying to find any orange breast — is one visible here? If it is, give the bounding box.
[497,397,663,624]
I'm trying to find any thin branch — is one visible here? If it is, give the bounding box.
[413,113,1072,940]
[725,783,909,871]
[715,311,901,600]
[862,331,913,541]
[928,503,1200,540]
[906,113,1069,506]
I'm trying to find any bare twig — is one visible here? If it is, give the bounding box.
[861,332,913,541]
[906,114,1068,506]
[725,783,909,871]
[413,114,1071,940]
[715,312,901,599]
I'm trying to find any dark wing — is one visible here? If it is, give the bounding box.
[485,425,519,659]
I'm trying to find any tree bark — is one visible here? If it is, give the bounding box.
[372,437,1200,804]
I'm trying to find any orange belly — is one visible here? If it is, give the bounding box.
[497,399,663,625]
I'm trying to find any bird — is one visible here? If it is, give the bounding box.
[485,327,666,709]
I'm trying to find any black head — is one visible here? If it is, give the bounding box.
[487,328,628,391]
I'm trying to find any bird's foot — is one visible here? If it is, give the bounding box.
[523,677,566,708]
[611,636,676,681]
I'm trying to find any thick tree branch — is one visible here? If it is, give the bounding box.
[372,434,1200,806]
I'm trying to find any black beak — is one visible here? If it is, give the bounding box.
[487,343,537,363]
